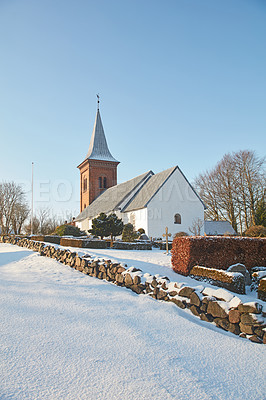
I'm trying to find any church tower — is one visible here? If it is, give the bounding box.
[77,101,119,212]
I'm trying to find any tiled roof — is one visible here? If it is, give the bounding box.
[75,171,153,221]
[123,166,177,212]
[204,221,236,235]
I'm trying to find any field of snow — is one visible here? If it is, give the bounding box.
[1,243,265,400]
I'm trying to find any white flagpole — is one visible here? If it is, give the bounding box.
[31,162,34,235]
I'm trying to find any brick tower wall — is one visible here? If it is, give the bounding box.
[79,159,119,212]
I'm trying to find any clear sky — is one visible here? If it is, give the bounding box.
[0,0,265,219]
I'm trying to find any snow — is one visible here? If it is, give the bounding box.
[1,243,266,400]
[229,296,242,309]
[202,287,234,302]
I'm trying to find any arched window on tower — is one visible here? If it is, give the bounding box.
[98,177,102,188]
[83,177,87,192]
[174,213,181,224]
[103,177,107,188]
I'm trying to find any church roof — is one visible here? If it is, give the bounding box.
[75,171,153,222]
[204,221,236,235]
[86,109,119,163]
[123,166,177,212]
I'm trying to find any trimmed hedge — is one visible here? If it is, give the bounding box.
[190,266,245,294]
[44,236,61,245]
[59,238,107,249]
[171,236,266,276]
[157,242,172,251]
[82,240,107,249]
[112,242,152,250]
[258,278,266,301]
[60,238,83,247]
[30,235,45,241]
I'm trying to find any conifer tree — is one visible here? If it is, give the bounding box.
[122,223,138,242]
[255,197,266,227]
[89,212,123,241]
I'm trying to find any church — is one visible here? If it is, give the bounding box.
[75,104,205,238]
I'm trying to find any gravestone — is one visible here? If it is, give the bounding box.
[227,263,251,285]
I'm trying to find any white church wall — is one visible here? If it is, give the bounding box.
[146,168,204,238]
[76,218,92,233]
[123,209,148,234]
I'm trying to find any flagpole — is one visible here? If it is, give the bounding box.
[31,162,34,235]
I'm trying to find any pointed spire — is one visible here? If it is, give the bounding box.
[86,105,119,163]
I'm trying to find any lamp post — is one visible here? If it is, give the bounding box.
[31,162,34,236]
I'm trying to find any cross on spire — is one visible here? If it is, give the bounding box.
[97,94,100,110]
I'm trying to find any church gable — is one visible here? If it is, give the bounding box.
[123,166,177,212]
[146,167,205,237]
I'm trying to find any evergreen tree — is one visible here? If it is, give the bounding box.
[108,213,124,245]
[89,213,124,241]
[255,197,266,227]
[89,213,110,239]
[122,223,138,242]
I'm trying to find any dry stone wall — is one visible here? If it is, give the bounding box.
[190,265,246,294]
[1,235,266,345]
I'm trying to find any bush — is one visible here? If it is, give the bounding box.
[244,225,266,238]
[54,224,82,237]
[174,232,189,238]
[122,223,138,242]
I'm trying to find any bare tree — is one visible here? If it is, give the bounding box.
[23,208,65,236]
[189,218,204,236]
[194,150,265,234]
[12,202,30,234]
[0,182,28,235]
[24,217,40,235]
[37,207,52,234]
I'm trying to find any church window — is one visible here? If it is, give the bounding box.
[83,177,87,192]
[84,204,86,210]
[174,213,181,224]
[103,177,107,188]
[98,177,102,188]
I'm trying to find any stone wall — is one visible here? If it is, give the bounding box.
[171,236,266,276]
[1,235,265,345]
[190,265,245,294]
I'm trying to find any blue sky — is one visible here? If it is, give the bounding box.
[0,0,265,218]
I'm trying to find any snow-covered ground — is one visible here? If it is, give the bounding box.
[0,243,265,400]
